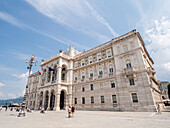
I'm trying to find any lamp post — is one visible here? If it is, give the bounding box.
[18,54,37,117]
[26,54,37,76]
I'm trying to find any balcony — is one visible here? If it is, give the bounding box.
[62,80,67,83]
[89,77,93,80]
[98,75,103,79]
[109,72,114,77]
[74,80,77,83]
[81,79,85,82]
[123,67,135,75]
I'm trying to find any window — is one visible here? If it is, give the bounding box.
[98,67,103,76]
[81,59,85,66]
[112,95,117,103]
[82,76,85,80]
[82,97,85,104]
[82,71,85,80]
[90,73,93,78]
[111,81,115,88]
[98,54,101,61]
[129,78,135,85]
[109,64,113,73]
[75,62,77,68]
[75,74,78,81]
[101,96,105,103]
[126,59,131,68]
[90,84,93,90]
[89,56,93,64]
[100,83,104,90]
[82,87,85,92]
[99,71,103,75]
[107,51,111,58]
[74,98,77,104]
[123,45,128,52]
[91,96,94,104]
[131,93,138,103]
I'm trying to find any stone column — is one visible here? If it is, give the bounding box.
[57,67,62,83]
[67,93,72,107]
[35,93,39,110]
[57,57,62,83]
[47,91,51,110]
[42,92,45,109]
[54,92,60,111]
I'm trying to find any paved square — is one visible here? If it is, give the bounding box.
[0,109,170,128]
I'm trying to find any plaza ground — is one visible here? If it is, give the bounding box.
[0,107,170,128]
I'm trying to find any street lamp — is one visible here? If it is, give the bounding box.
[26,54,37,76]
[18,54,37,117]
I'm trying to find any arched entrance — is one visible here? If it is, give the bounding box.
[44,91,49,110]
[39,91,43,109]
[60,90,66,110]
[50,91,55,110]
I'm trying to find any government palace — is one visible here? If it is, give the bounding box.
[25,30,163,112]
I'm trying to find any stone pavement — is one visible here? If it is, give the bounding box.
[0,108,170,128]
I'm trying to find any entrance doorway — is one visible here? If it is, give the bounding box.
[50,91,55,110]
[60,90,65,110]
[44,91,49,110]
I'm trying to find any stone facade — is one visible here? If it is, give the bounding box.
[25,30,163,112]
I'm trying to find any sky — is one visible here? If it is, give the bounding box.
[0,0,170,100]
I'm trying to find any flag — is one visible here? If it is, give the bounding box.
[49,67,54,71]
[38,71,43,75]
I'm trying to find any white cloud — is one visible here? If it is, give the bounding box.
[83,0,118,37]
[0,12,27,29]
[0,11,87,50]
[7,93,17,99]
[144,17,170,80]
[12,71,31,79]
[164,63,170,71]
[0,82,5,87]
[26,0,118,39]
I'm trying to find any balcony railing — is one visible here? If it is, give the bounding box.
[81,79,85,82]
[98,75,103,79]
[109,72,114,77]
[123,67,135,75]
[89,77,93,80]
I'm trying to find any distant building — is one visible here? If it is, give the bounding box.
[25,30,163,111]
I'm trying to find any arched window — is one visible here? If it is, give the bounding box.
[126,59,131,68]
[89,56,93,64]
[75,73,78,81]
[81,71,85,80]
[61,65,67,81]
[75,62,77,68]
[47,67,51,82]
[89,69,93,78]
[107,50,112,58]
[52,65,57,81]
[81,59,85,66]
[108,64,114,73]
[98,67,103,76]
[98,54,101,61]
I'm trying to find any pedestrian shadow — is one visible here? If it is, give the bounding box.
[9,114,17,116]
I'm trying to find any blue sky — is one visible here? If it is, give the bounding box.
[0,0,170,99]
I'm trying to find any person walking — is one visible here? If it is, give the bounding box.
[71,106,75,117]
[68,106,71,118]
[157,104,161,114]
